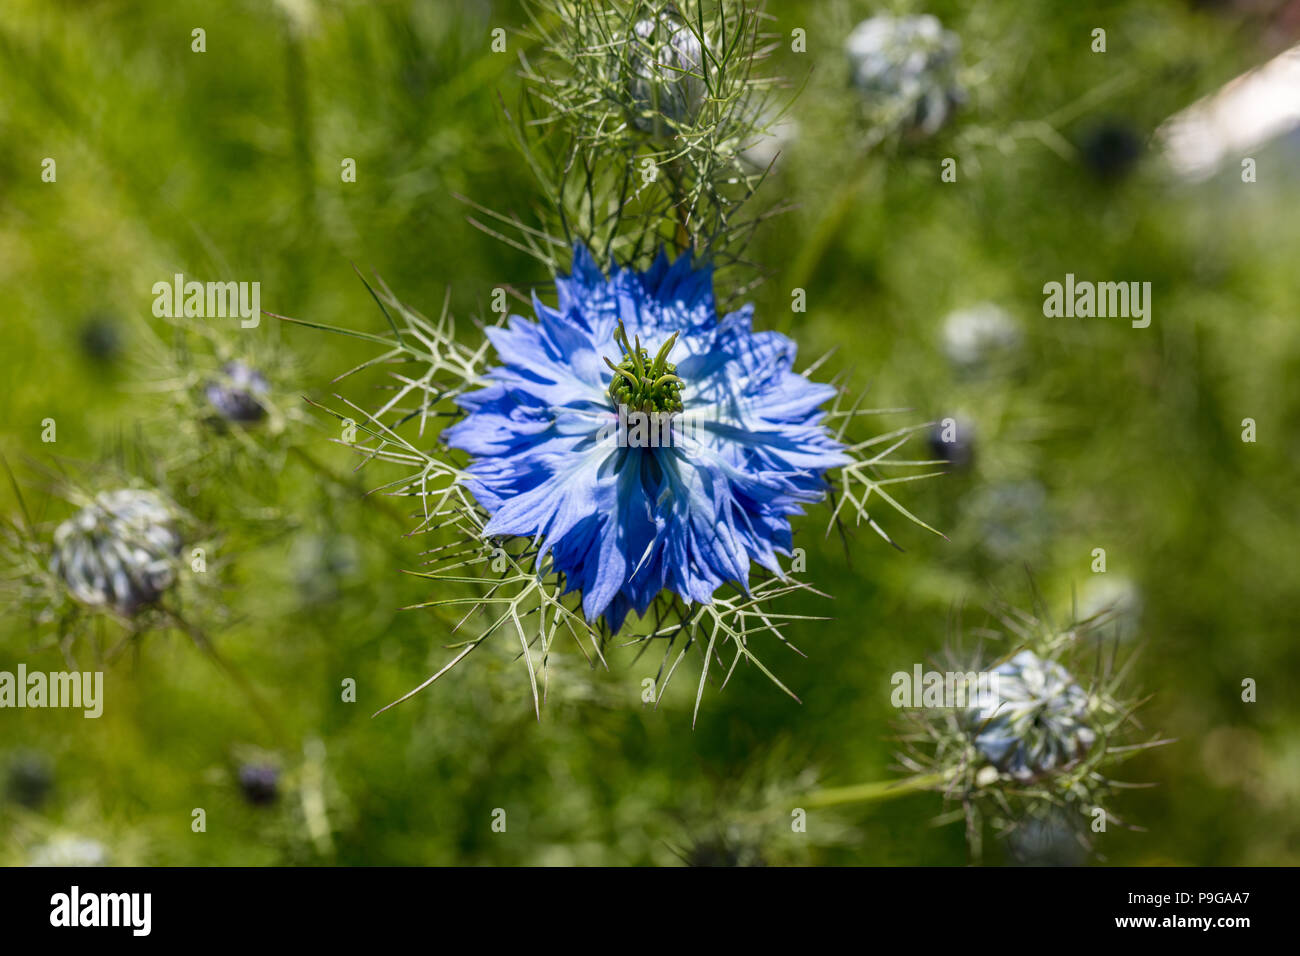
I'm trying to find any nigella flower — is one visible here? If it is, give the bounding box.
[205,360,269,423]
[940,302,1020,370]
[967,650,1097,782]
[845,14,963,138]
[628,13,707,133]
[443,246,848,633]
[50,489,181,616]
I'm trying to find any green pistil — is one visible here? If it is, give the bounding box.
[604,321,684,414]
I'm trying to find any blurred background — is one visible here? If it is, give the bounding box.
[2,0,1298,865]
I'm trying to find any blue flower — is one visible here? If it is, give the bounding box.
[443,246,848,632]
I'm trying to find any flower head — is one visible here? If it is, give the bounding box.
[896,603,1169,860]
[628,14,708,134]
[205,360,270,423]
[444,246,848,632]
[968,649,1097,782]
[50,489,181,616]
[941,302,1020,369]
[845,14,963,138]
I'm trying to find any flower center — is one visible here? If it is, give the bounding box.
[604,321,684,414]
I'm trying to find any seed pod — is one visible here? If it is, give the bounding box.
[50,489,181,616]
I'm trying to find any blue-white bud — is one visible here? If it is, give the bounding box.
[629,15,707,133]
[50,489,181,616]
[845,14,963,138]
[968,650,1097,782]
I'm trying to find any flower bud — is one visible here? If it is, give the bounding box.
[941,303,1020,370]
[238,763,280,806]
[629,15,707,133]
[968,649,1097,782]
[845,14,963,138]
[50,489,181,616]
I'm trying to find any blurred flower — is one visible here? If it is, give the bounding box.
[205,360,270,424]
[845,14,963,137]
[238,763,280,806]
[1077,574,1144,636]
[969,649,1097,782]
[629,13,708,134]
[50,489,181,616]
[941,302,1020,370]
[290,533,362,604]
[5,750,54,809]
[929,415,976,470]
[78,313,124,364]
[1003,807,1088,866]
[520,1,779,261]
[968,479,1050,563]
[898,602,1170,861]
[1078,120,1143,181]
[443,245,848,632]
[677,832,766,867]
[28,836,109,867]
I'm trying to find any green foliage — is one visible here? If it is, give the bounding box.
[1,0,1298,866]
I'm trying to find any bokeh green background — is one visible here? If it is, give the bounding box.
[2,0,1298,865]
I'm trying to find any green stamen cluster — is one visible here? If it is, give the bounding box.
[604,322,684,414]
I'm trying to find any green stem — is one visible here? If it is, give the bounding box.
[801,773,944,809]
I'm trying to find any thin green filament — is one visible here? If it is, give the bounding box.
[604,321,684,414]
